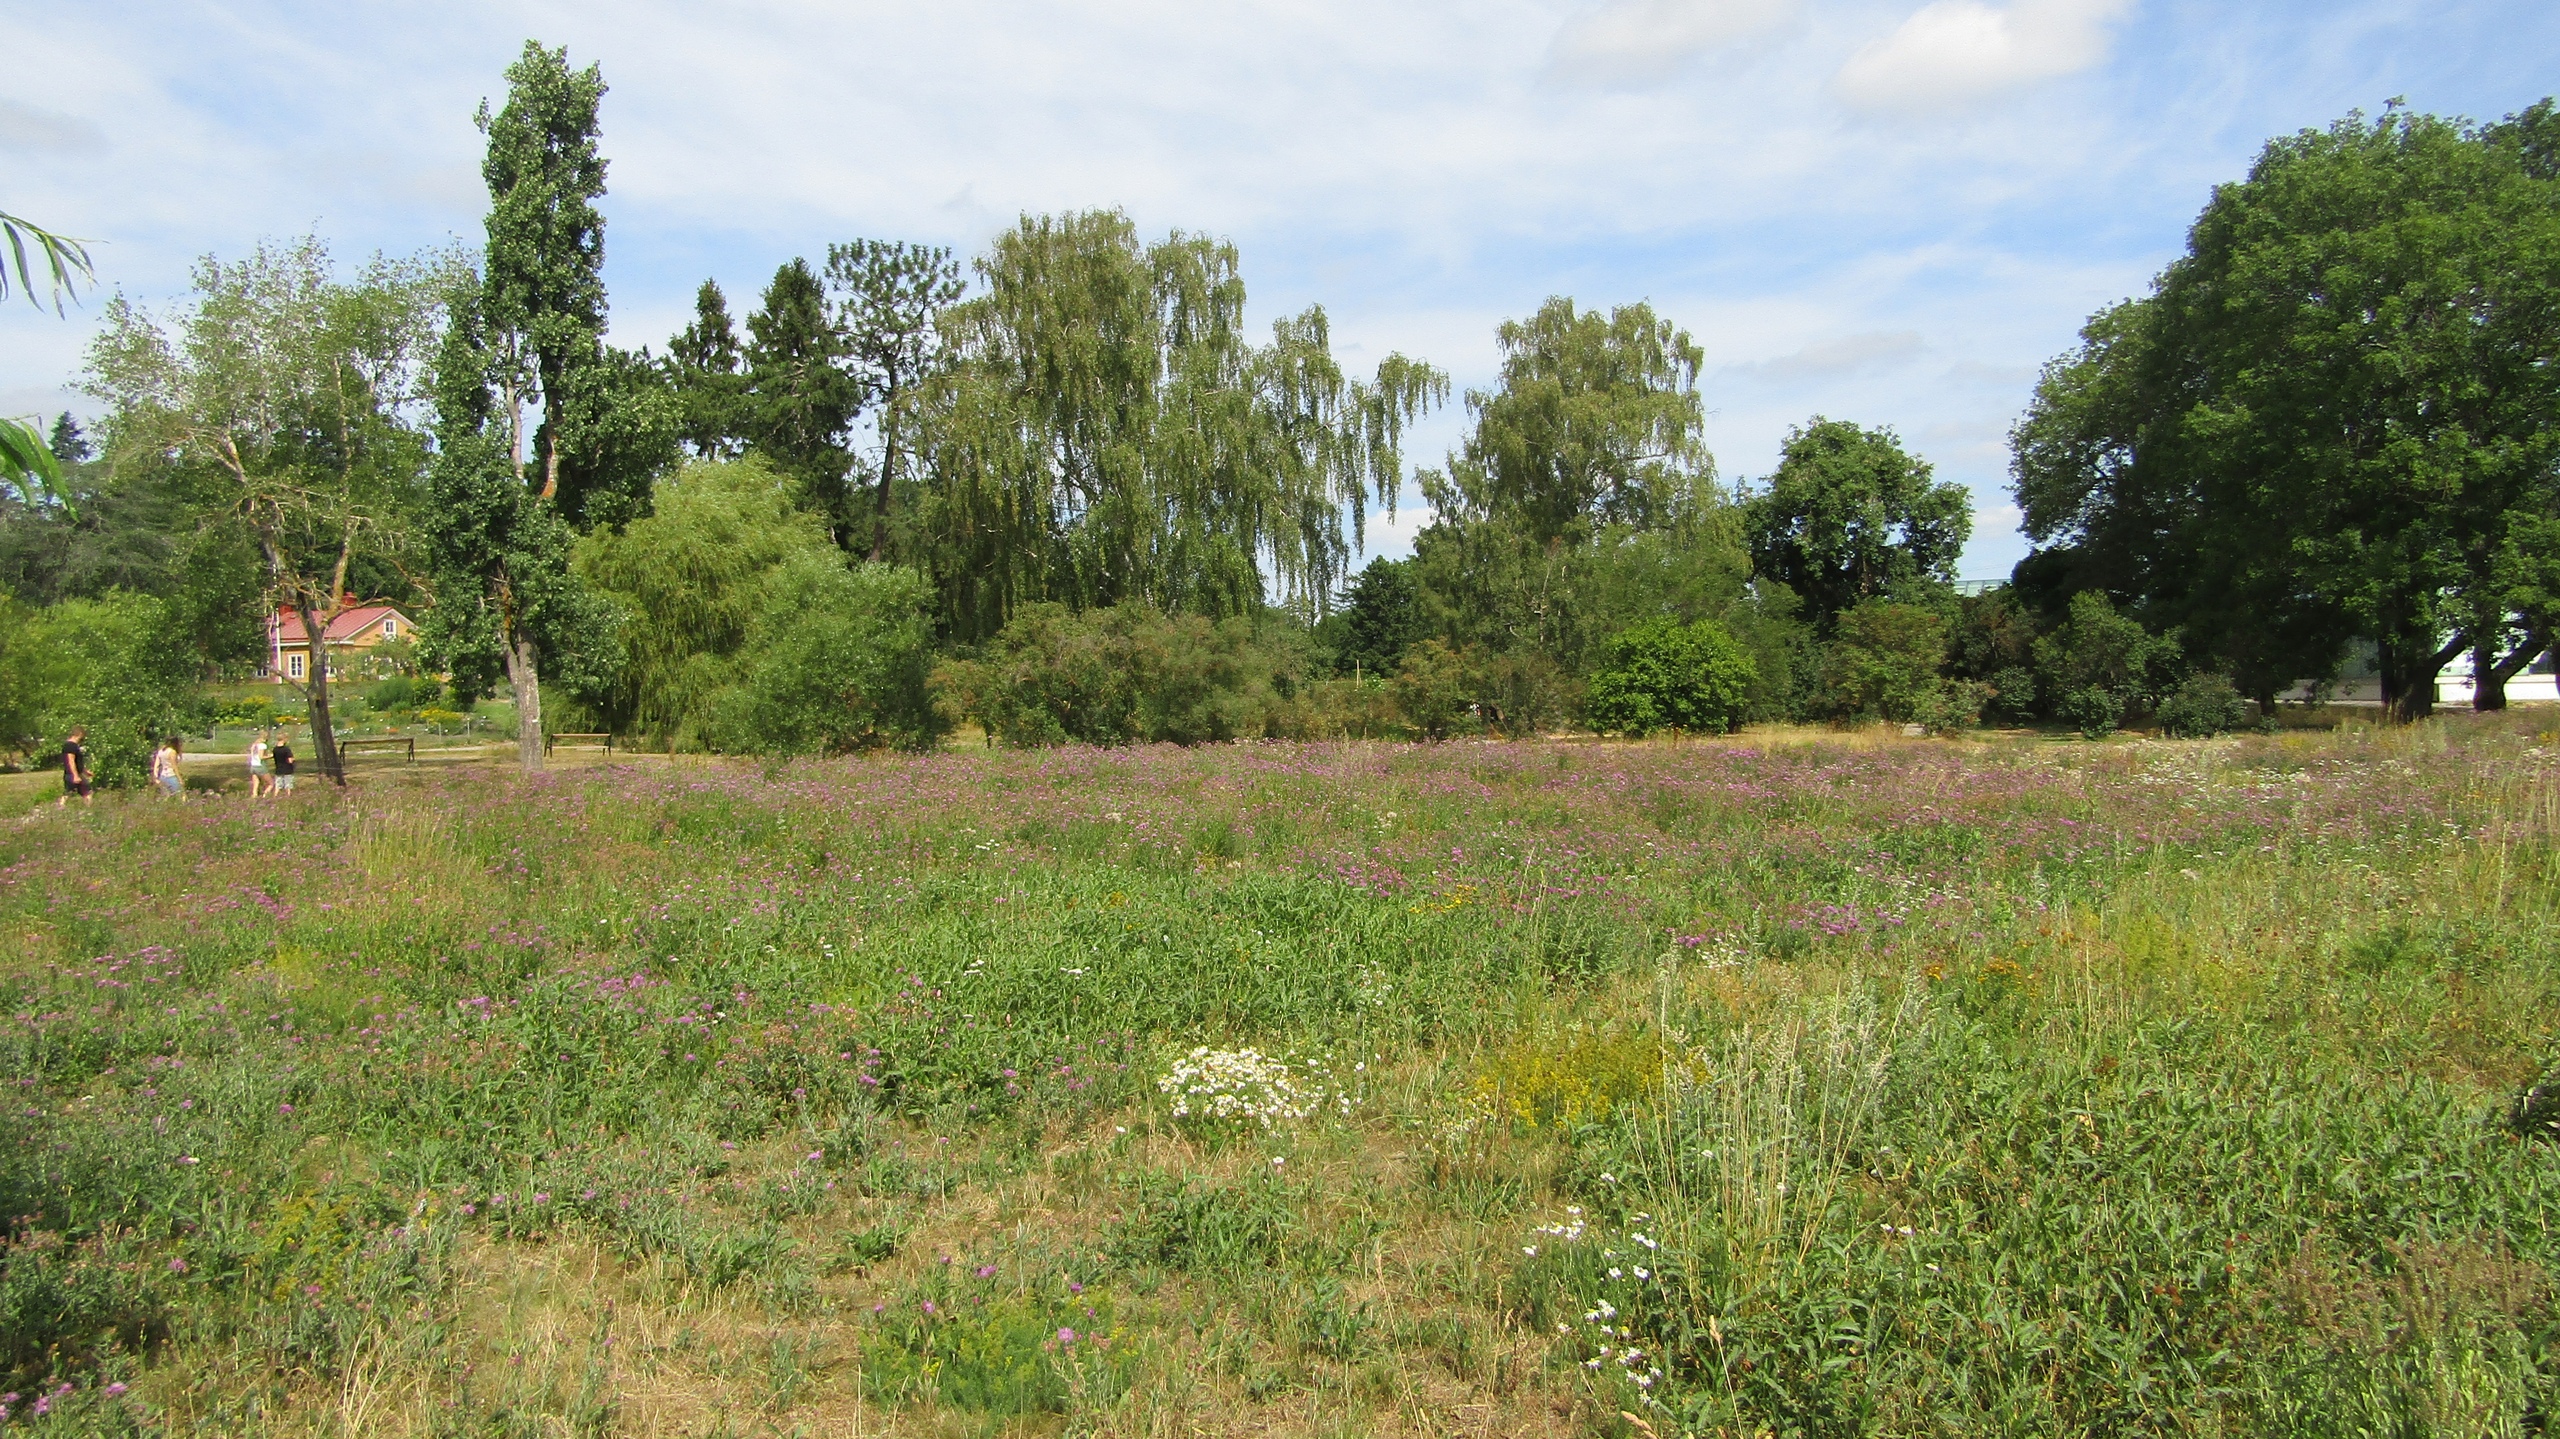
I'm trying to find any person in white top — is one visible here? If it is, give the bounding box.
[151,737,186,800]
[246,731,271,798]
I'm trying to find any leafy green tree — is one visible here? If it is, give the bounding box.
[744,258,864,537]
[826,240,966,561]
[1420,298,1712,546]
[1948,585,2043,723]
[1816,601,1981,729]
[573,457,837,748]
[2157,672,2250,738]
[84,236,445,783]
[1390,637,1471,741]
[15,590,200,785]
[713,557,942,754]
[2477,513,2560,709]
[667,279,749,460]
[1584,617,1755,736]
[915,211,1443,639]
[2014,104,2560,721]
[430,42,662,770]
[2033,590,2181,737]
[933,601,1296,746]
[1745,418,1969,637]
[1331,557,1425,679]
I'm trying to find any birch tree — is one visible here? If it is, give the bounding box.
[84,236,445,783]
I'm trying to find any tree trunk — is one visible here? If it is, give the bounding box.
[2379,631,2466,724]
[507,631,545,773]
[869,375,901,563]
[293,601,347,784]
[2474,628,2551,713]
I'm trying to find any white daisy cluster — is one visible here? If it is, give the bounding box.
[1157,1046,1321,1127]
[1528,1208,1670,1398]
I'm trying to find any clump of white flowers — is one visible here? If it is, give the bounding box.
[1157,1047,1321,1126]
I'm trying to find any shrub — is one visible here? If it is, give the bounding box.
[2158,671,2251,738]
[1814,601,1977,727]
[1391,638,1472,741]
[364,675,421,713]
[1586,618,1756,736]
[15,592,197,786]
[934,604,1297,747]
[713,559,943,755]
[2058,683,2124,739]
[2034,591,2181,729]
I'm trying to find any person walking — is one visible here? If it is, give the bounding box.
[151,736,185,800]
[57,726,92,808]
[271,736,296,795]
[246,730,271,798]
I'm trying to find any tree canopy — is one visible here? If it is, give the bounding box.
[2013,105,2560,719]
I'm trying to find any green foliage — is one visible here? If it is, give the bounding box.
[1745,417,1970,637]
[83,233,449,777]
[743,257,864,534]
[1815,600,1980,728]
[1327,557,1425,678]
[826,239,966,561]
[0,207,95,313]
[2159,670,2252,738]
[1584,617,1755,736]
[13,591,198,784]
[1420,297,1713,547]
[712,558,942,755]
[665,279,748,461]
[1389,638,1471,741]
[575,457,836,748]
[933,602,1302,746]
[2014,105,2560,719]
[915,210,1443,639]
[2034,590,2182,736]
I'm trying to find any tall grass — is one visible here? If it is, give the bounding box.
[1,717,2554,1433]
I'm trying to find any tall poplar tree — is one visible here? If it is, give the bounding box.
[424,40,649,770]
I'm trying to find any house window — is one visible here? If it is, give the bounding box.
[288,653,305,679]
[382,618,397,639]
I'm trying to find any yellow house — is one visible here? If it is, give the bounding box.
[263,603,416,684]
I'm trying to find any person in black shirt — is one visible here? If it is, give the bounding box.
[58,726,92,808]
[272,738,297,794]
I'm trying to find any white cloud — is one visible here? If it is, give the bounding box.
[1727,328,1926,380]
[0,100,108,155]
[1834,0,2133,115]
[1545,0,1801,88]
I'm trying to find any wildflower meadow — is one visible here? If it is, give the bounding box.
[3,717,2557,1435]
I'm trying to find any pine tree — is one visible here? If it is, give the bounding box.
[47,413,89,465]
[744,258,863,541]
[668,279,748,459]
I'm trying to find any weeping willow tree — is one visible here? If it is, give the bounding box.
[910,211,1445,641]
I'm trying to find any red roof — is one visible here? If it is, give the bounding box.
[268,604,412,644]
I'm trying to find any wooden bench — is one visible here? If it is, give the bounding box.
[544,732,615,757]
[337,737,416,763]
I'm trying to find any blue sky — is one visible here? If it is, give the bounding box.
[7,0,2554,579]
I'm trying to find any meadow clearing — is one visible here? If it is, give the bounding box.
[3,717,2558,1437]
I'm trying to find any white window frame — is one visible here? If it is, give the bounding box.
[288,653,305,679]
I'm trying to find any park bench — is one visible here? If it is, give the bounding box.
[337,736,416,764]
[544,732,615,757]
